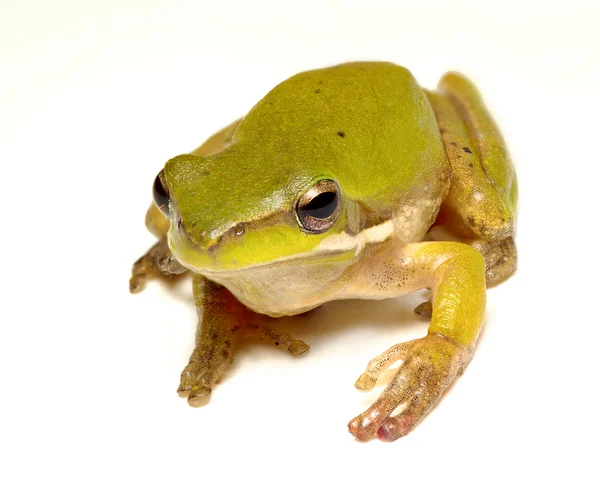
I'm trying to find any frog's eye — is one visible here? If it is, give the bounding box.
[153,169,170,218]
[295,179,341,233]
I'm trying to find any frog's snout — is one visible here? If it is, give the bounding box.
[167,208,246,272]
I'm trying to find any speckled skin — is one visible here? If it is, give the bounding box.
[130,62,517,441]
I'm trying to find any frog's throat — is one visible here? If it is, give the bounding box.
[170,219,396,276]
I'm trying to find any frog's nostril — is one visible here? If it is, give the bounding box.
[234,223,245,236]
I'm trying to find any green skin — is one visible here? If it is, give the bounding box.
[131,62,517,441]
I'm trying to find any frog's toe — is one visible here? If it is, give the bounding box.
[348,376,417,441]
[178,374,214,407]
[177,363,206,396]
[354,340,417,391]
[129,257,151,294]
[187,385,212,407]
[287,339,310,356]
[376,377,445,441]
[178,363,218,404]
[414,300,432,317]
[349,334,469,441]
[348,412,380,441]
[377,398,432,441]
[249,324,310,357]
[129,273,146,294]
[177,347,233,406]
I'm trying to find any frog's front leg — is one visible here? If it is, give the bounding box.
[348,242,486,441]
[413,235,515,318]
[129,235,187,293]
[179,275,309,406]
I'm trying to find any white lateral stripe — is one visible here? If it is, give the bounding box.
[315,220,394,255]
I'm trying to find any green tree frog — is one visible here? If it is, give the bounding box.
[130,62,517,441]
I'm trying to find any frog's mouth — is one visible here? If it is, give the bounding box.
[169,231,359,276]
[168,215,396,277]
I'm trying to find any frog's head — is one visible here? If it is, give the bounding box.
[154,142,361,275]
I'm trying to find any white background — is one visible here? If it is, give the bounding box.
[2,1,599,477]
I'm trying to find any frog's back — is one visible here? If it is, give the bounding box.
[235,62,449,219]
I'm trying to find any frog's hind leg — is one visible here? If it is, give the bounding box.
[471,236,517,286]
[425,73,518,290]
[428,72,518,237]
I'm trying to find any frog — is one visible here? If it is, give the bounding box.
[129,62,517,441]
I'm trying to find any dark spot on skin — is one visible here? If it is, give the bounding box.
[224,340,231,347]
[275,342,280,346]
[230,326,240,333]
[317,80,323,85]
[469,163,474,168]
[451,142,457,147]
[201,171,210,176]
[467,216,476,226]
[314,89,320,93]
[337,131,346,138]
[211,333,218,340]
[222,350,229,358]
[463,147,472,154]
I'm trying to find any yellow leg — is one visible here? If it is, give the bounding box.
[412,233,515,316]
[425,224,517,287]
[348,242,486,441]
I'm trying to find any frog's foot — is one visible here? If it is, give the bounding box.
[177,322,309,407]
[178,345,233,406]
[471,237,517,287]
[349,334,471,441]
[129,237,187,293]
[179,278,310,408]
[248,323,310,356]
[414,300,432,318]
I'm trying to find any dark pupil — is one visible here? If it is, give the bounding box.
[301,192,338,219]
[153,174,169,213]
